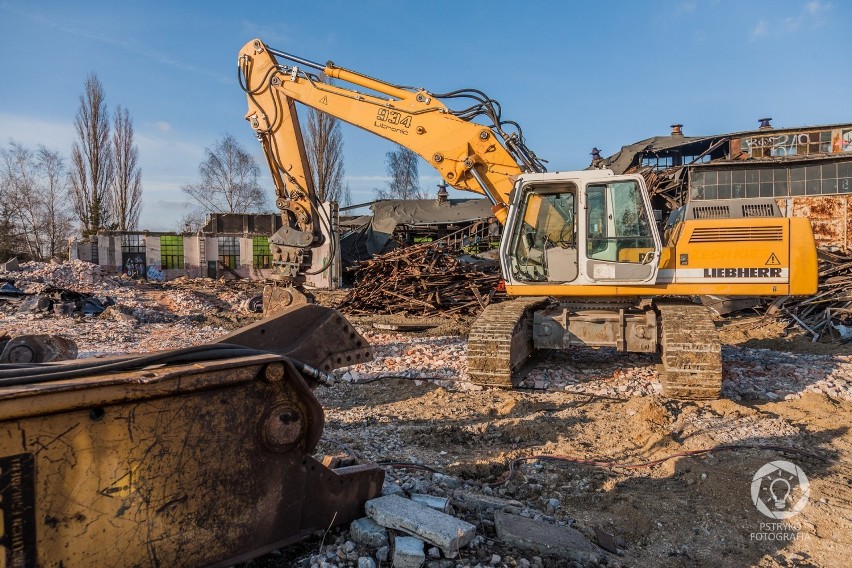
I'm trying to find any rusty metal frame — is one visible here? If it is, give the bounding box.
[0,353,383,567]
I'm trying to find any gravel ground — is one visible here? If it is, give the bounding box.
[337,330,852,403]
[1,261,850,567]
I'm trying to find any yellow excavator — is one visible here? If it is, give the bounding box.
[238,38,818,400]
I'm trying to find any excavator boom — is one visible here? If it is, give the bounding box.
[239,38,544,226]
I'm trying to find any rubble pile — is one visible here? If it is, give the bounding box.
[302,477,606,568]
[770,248,852,341]
[10,259,121,293]
[335,331,468,387]
[0,260,261,357]
[339,244,504,318]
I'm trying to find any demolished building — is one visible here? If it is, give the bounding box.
[340,197,498,268]
[69,208,342,288]
[601,121,852,249]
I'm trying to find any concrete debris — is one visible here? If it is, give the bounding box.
[452,491,524,514]
[0,260,267,357]
[430,472,462,489]
[381,479,404,496]
[834,322,852,339]
[594,527,619,554]
[494,511,602,563]
[3,258,20,272]
[365,494,475,554]
[349,517,388,548]
[392,535,426,568]
[410,493,450,513]
[375,545,389,563]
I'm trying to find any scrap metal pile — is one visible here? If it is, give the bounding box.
[338,243,504,318]
[770,248,852,341]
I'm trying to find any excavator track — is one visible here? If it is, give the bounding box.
[467,297,549,387]
[657,301,723,399]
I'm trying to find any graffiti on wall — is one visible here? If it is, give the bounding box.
[741,130,833,158]
[831,128,852,154]
[147,263,164,282]
[123,255,146,278]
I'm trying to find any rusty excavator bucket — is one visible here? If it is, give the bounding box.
[0,305,382,567]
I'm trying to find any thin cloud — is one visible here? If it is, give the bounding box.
[0,113,76,151]
[240,20,293,46]
[0,3,231,84]
[752,19,769,38]
[676,2,697,14]
[805,0,831,16]
[751,1,832,40]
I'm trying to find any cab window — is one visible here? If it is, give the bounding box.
[509,187,577,281]
[586,181,655,263]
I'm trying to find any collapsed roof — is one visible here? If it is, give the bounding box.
[340,198,492,264]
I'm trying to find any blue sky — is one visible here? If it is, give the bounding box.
[0,0,848,231]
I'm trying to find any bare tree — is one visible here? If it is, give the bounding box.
[342,182,353,208]
[0,144,23,259]
[36,146,75,258]
[182,134,267,213]
[0,142,73,260]
[375,146,425,200]
[110,105,143,231]
[70,73,113,234]
[305,92,345,202]
[1,142,43,259]
[0,196,16,260]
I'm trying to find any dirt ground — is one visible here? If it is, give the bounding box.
[4,267,847,567]
[250,307,851,568]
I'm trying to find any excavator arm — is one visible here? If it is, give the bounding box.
[238,38,545,239]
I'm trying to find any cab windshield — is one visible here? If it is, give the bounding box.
[509,186,577,282]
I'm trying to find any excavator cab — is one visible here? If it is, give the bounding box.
[503,171,662,288]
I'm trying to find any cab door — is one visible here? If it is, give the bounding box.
[581,176,661,284]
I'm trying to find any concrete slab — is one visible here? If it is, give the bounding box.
[393,535,425,568]
[494,511,601,563]
[366,494,475,554]
[350,517,388,548]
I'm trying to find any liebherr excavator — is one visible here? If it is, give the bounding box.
[239,38,818,400]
